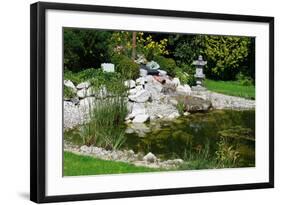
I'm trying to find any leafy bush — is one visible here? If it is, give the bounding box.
[64,68,128,96]
[175,64,196,86]
[203,36,251,80]
[111,54,139,80]
[236,72,254,86]
[153,56,177,76]
[64,28,112,71]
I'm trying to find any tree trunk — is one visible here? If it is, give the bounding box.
[132,32,137,60]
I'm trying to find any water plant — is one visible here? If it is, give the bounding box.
[176,100,186,116]
[79,96,128,150]
[215,136,240,168]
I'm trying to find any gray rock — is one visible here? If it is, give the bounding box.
[130,103,146,117]
[182,96,212,112]
[158,69,167,76]
[80,145,91,153]
[128,90,151,103]
[172,77,181,86]
[77,88,87,98]
[86,87,96,97]
[64,80,77,91]
[140,68,148,77]
[79,97,95,109]
[176,84,191,96]
[143,152,157,163]
[145,82,163,101]
[132,114,149,123]
[144,75,155,83]
[146,61,160,70]
[136,77,146,85]
[77,81,90,90]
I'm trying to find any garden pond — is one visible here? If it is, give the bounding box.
[65,109,255,168]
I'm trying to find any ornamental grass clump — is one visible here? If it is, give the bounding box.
[79,96,128,150]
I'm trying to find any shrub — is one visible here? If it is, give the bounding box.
[236,72,254,86]
[64,70,82,85]
[174,64,196,86]
[111,54,139,80]
[64,28,112,71]
[64,85,76,99]
[153,56,177,76]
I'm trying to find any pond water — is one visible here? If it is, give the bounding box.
[124,110,255,167]
[65,110,255,168]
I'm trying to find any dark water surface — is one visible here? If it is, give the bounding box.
[124,110,255,167]
[65,110,255,168]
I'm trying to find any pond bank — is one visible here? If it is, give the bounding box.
[64,142,184,169]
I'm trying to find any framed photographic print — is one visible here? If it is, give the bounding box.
[30,1,274,203]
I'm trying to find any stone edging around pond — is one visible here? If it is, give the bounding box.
[64,142,184,169]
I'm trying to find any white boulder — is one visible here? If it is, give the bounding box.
[86,87,95,97]
[176,84,191,95]
[128,90,151,103]
[77,88,87,98]
[64,80,77,91]
[172,77,181,86]
[158,69,167,76]
[140,68,148,77]
[101,63,115,72]
[132,114,149,123]
[143,152,157,163]
[79,97,95,109]
[77,81,90,90]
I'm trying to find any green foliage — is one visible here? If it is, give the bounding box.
[64,85,76,99]
[154,56,177,76]
[78,97,128,150]
[64,68,128,95]
[203,36,251,80]
[64,28,112,71]
[204,79,255,99]
[111,54,139,80]
[176,100,186,116]
[64,151,160,176]
[175,64,196,86]
[215,137,240,168]
[173,35,205,65]
[64,70,82,85]
[236,72,254,86]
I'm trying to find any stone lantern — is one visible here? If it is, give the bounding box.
[192,55,207,91]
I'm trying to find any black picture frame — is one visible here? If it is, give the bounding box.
[30,1,274,203]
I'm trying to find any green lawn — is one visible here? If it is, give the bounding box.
[204,79,255,99]
[64,151,161,176]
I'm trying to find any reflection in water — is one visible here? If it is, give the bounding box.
[124,110,255,168]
